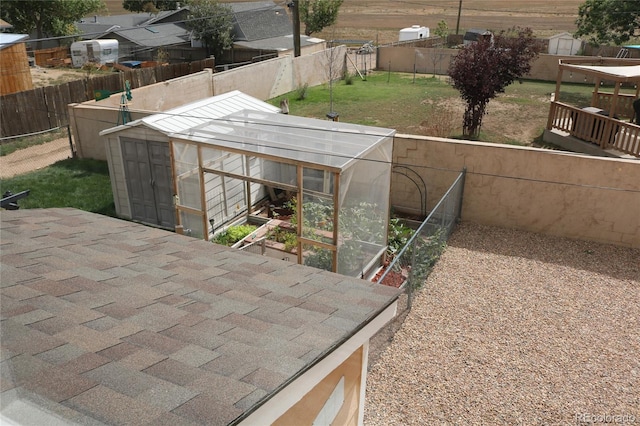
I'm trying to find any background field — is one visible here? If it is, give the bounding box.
[102,0,585,44]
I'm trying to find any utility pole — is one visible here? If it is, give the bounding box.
[455,0,462,35]
[292,0,301,57]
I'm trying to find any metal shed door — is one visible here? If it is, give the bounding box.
[122,138,175,229]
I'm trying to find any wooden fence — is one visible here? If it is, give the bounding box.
[0,58,214,139]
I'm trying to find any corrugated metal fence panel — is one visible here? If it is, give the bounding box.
[0,59,214,138]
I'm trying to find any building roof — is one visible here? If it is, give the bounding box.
[0,208,400,425]
[112,22,190,48]
[0,33,29,51]
[234,34,324,52]
[0,19,13,30]
[558,59,640,82]
[174,110,396,171]
[230,2,292,42]
[100,90,282,136]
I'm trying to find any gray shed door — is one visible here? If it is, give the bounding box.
[122,138,175,229]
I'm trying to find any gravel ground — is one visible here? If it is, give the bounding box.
[365,222,640,425]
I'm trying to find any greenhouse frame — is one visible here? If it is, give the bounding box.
[170,109,395,277]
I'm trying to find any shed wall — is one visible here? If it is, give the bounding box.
[272,346,364,426]
[0,42,33,95]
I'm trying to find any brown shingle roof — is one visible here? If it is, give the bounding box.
[1,208,399,425]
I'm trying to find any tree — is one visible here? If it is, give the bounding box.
[575,0,640,46]
[447,27,541,138]
[299,0,343,37]
[0,0,106,48]
[122,0,184,13]
[434,20,449,43]
[186,0,233,61]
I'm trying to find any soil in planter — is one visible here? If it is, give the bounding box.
[372,267,406,288]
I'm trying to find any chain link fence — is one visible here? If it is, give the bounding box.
[378,168,466,308]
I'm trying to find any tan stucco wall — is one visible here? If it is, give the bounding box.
[376,47,599,82]
[73,49,346,160]
[211,46,346,99]
[392,135,640,248]
[273,346,364,426]
[69,70,215,161]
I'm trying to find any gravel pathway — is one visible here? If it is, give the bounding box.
[365,222,640,425]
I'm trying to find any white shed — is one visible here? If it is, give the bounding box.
[70,39,118,67]
[548,32,582,56]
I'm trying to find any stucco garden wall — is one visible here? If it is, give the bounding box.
[376,48,593,82]
[392,135,640,248]
[72,48,345,160]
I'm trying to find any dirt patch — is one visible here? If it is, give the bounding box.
[30,67,93,88]
[1,138,72,179]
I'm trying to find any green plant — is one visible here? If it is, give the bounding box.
[344,72,354,85]
[387,218,415,258]
[212,224,257,246]
[304,246,332,271]
[295,83,309,101]
[0,158,115,216]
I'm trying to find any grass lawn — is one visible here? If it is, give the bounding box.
[269,72,601,145]
[1,158,115,216]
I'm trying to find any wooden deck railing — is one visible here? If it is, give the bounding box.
[547,101,640,157]
[592,92,636,120]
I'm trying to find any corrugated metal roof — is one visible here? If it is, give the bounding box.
[170,109,396,170]
[100,90,281,136]
[0,33,29,51]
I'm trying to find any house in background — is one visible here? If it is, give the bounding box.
[76,8,196,63]
[0,33,33,95]
[74,1,323,65]
[223,1,325,64]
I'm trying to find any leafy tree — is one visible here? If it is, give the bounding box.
[186,0,233,61]
[434,20,449,40]
[575,0,640,46]
[299,0,343,37]
[447,27,541,138]
[0,0,106,47]
[122,0,185,13]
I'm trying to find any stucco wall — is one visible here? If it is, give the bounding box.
[376,47,598,83]
[392,135,640,248]
[69,70,215,161]
[73,48,346,161]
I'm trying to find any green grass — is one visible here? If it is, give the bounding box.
[1,158,116,216]
[269,72,604,144]
[270,72,458,131]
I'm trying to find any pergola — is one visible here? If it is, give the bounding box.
[547,58,640,157]
[553,58,640,119]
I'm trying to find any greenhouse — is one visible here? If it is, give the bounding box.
[171,109,395,277]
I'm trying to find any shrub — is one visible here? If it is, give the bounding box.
[212,224,257,246]
[295,83,309,100]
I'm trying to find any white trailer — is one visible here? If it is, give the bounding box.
[399,25,429,42]
[70,39,118,68]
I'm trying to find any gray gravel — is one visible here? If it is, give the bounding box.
[365,222,640,425]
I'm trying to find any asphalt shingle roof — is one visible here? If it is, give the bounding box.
[0,208,399,425]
